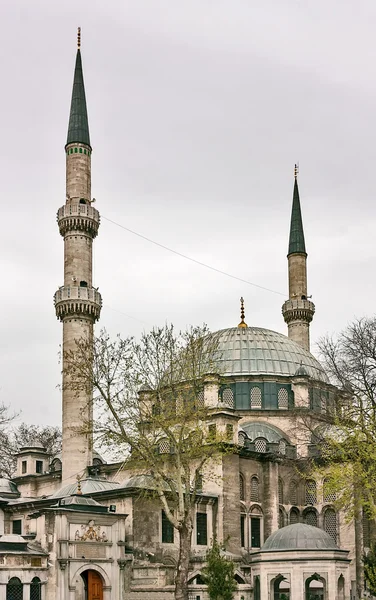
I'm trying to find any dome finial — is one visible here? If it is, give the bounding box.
[238,297,248,328]
[76,474,83,495]
[77,27,81,50]
[294,162,299,179]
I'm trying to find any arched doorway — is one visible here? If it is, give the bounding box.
[80,570,103,600]
[305,574,325,600]
[273,575,290,600]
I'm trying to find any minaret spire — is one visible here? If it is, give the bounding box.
[66,27,90,148]
[282,166,315,351]
[54,31,101,483]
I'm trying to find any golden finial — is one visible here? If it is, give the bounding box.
[76,474,83,495]
[238,297,248,328]
[77,27,81,50]
[294,163,299,179]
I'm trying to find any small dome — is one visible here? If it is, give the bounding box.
[52,477,119,498]
[208,327,328,383]
[121,474,170,491]
[0,478,19,496]
[261,524,338,552]
[19,440,47,452]
[241,422,287,443]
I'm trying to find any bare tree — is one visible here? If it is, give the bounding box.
[63,324,229,600]
[315,317,376,522]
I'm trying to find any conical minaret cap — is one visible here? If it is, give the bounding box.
[288,166,306,256]
[66,28,91,148]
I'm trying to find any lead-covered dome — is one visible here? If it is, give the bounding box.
[209,327,328,383]
[261,524,338,552]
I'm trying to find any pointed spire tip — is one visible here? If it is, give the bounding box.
[294,163,299,179]
[77,27,81,49]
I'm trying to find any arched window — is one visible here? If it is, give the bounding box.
[250,386,262,409]
[7,577,23,600]
[197,390,205,409]
[304,508,318,527]
[278,387,289,409]
[239,474,245,501]
[250,476,259,502]
[290,507,299,524]
[278,478,284,504]
[324,508,337,542]
[323,478,336,502]
[159,439,170,454]
[305,479,317,504]
[278,508,285,529]
[30,578,41,600]
[289,480,298,505]
[338,574,345,600]
[255,438,267,453]
[222,388,234,408]
[250,506,263,548]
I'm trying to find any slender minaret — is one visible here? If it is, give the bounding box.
[282,165,315,351]
[54,29,101,483]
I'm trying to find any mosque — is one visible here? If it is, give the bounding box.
[0,31,368,600]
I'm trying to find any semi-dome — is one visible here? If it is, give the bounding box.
[240,422,288,443]
[209,327,328,383]
[0,478,19,497]
[261,524,338,552]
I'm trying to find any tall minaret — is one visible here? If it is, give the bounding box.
[282,165,314,351]
[54,29,101,483]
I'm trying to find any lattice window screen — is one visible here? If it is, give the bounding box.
[305,480,317,504]
[304,509,318,527]
[159,439,170,454]
[290,509,299,524]
[278,479,284,504]
[278,388,289,409]
[250,476,259,502]
[197,390,205,409]
[324,508,337,542]
[239,475,245,501]
[30,578,41,600]
[323,479,336,502]
[238,432,246,447]
[255,438,267,453]
[222,388,234,407]
[250,387,262,408]
[289,481,298,505]
[279,440,286,455]
[6,578,23,600]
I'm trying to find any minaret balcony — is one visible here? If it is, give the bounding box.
[282,298,315,324]
[57,204,100,238]
[54,286,102,321]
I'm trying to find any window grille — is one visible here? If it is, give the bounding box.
[30,578,41,600]
[363,511,371,548]
[6,578,23,600]
[238,431,246,447]
[222,388,234,408]
[278,388,289,409]
[159,439,170,454]
[196,513,207,545]
[289,481,298,505]
[304,509,317,527]
[255,438,267,453]
[278,479,284,504]
[278,439,286,455]
[250,476,259,502]
[239,474,245,501]
[278,508,284,529]
[290,508,299,524]
[250,386,262,408]
[323,479,336,502]
[250,517,261,548]
[324,508,337,542]
[161,510,174,543]
[305,480,317,504]
[197,390,205,409]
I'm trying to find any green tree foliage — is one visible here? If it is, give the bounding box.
[63,324,230,600]
[364,544,376,595]
[202,541,237,600]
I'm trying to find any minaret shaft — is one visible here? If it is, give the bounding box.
[54,43,101,483]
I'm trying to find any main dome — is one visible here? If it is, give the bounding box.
[208,327,328,383]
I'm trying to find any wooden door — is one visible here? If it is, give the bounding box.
[87,571,103,600]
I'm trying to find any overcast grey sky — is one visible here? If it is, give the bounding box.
[1,0,376,426]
